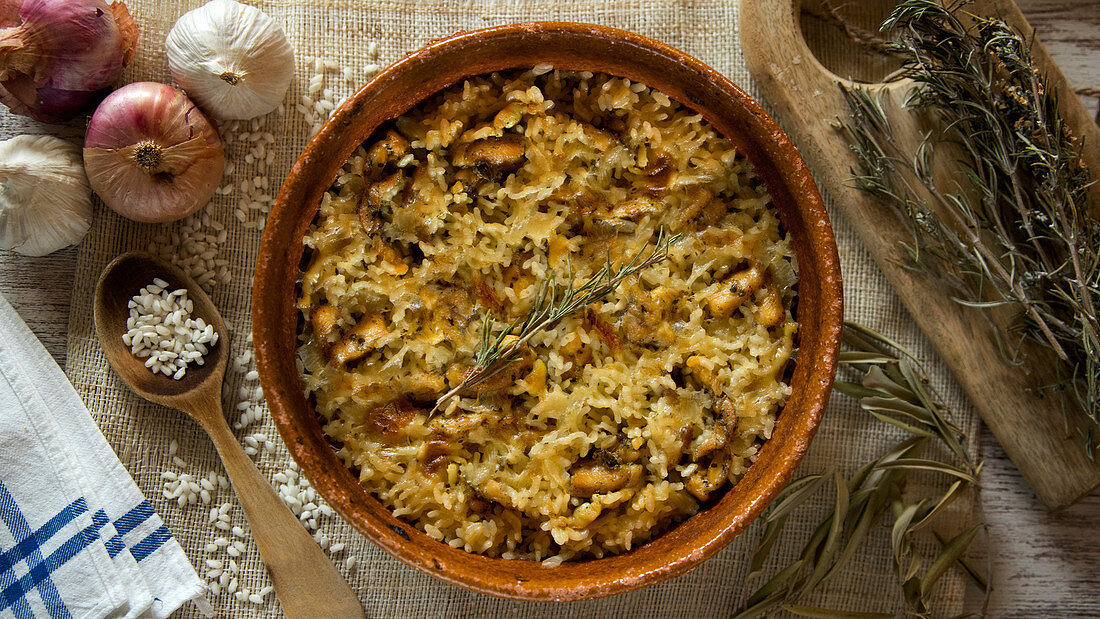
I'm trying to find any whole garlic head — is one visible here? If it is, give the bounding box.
[165,0,295,121]
[0,135,92,256]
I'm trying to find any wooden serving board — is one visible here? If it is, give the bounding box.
[741,0,1100,510]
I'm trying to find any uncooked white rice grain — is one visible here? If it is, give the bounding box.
[124,284,218,379]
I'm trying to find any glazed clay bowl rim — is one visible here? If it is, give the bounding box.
[254,22,843,601]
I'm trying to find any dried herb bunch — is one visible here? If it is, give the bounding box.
[429,227,682,417]
[734,323,986,618]
[838,0,1100,455]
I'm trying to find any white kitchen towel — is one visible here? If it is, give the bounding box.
[0,292,210,619]
[0,343,129,619]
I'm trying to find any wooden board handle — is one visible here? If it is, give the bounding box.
[740,0,1100,509]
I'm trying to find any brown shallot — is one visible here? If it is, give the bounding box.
[83,82,224,223]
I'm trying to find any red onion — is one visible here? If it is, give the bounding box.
[84,82,225,223]
[0,0,138,123]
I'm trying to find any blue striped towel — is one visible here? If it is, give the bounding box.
[0,293,209,619]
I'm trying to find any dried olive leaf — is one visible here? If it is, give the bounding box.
[891,502,922,561]
[862,365,921,403]
[782,604,893,618]
[866,410,938,438]
[860,396,931,421]
[736,318,986,617]
[933,530,989,592]
[898,358,966,440]
[838,351,895,364]
[801,471,849,594]
[764,473,831,523]
[833,381,890,400]
[744,558,807,607]
[873,459,980,485]
[730,592,785,619]
[748,513,790,579]
[843,322,917,362]
[909,479,968,532]
[919,525,982,597]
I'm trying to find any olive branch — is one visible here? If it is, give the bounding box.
[734,322,987,618]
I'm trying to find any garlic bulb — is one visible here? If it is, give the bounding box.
[0,135,92,256]
[164,0,294,121]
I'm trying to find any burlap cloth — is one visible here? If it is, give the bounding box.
[7,0,981,615]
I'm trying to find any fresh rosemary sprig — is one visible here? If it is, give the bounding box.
[428,227,682,417]
[838,0,1100,456]
[734,322,987,619]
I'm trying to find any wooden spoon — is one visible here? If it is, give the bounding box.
[93,251,363,618]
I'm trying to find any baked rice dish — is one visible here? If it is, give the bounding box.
[296,67,798,563]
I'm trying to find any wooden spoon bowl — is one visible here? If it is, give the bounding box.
[94,251,363,618]
[254,22,844,601]
[94,252,228,406]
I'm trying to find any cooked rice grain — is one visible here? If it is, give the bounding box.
[297,69,797,562]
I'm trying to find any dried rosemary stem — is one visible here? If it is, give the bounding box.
[839,0,1100,456]
[429,227,681,417]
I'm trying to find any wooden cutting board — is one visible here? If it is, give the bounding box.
[741,0,1100,510]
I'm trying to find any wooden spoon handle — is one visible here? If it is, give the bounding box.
[190,394,364,618]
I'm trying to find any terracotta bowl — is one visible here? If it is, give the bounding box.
[254,22,843,601]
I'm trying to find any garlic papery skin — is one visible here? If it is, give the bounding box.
[0,135,92,256]
[165,0,294,121]
[83,82,224,223]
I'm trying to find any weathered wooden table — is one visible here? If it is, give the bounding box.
[1,1,1096,614]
